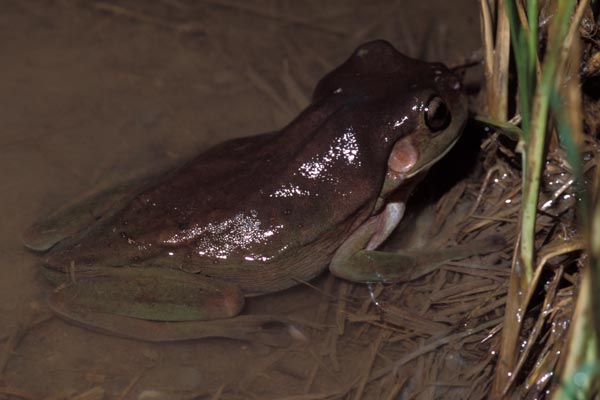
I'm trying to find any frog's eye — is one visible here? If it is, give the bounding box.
[425,96,451,132]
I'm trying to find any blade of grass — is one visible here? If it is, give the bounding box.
[521,0,576,297]
[505,0,531,135]
[491,0,511,121]
[526,0,538,88]
[473,115,523,141]
[479,0,495,88]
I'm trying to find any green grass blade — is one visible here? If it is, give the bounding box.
[521,0,576,283]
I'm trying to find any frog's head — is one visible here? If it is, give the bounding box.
[312,40,468,202]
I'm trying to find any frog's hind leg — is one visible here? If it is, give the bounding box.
[47,267,300,345]
[23,177,150,252]
[45,267,245,322]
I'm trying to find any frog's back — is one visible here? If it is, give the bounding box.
[40,105,387,294]
[156,107,389,282]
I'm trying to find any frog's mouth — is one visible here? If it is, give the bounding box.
[404,131,462,179]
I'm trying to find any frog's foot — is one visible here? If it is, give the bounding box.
[331,233,506,283]
[23,177,150,251]
[50,298,304,346]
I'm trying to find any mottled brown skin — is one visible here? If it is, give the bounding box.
[24,40,466,320]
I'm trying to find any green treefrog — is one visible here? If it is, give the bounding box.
[23,40,487,342]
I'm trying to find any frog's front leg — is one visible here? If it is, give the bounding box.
[329,201,505,283]
[329,200,414,282]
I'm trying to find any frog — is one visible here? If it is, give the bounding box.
[23,40,495,342]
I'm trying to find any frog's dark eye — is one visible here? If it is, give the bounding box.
[425,96,451,132]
